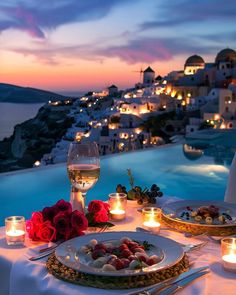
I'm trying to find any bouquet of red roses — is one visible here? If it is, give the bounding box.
[26,199,113,243]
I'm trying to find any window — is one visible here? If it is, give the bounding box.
[133,106,136,109]
[225,107,229,112]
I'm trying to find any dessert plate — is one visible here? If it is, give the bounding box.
[55,231,184,276]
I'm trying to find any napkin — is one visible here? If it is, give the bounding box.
[224,152,236,204]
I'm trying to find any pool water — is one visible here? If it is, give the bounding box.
[0,144,230,225]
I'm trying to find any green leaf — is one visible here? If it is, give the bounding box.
[127,168,134,188]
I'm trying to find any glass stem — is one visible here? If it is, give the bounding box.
[70,186,86,214]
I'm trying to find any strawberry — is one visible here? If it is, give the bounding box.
[112,258,125,270]
[121,258,130,268]
[121,249,132,258]
[94,243,107,251]
[119,244,129,251]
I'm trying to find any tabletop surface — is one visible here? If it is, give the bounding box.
[0,198,236,295]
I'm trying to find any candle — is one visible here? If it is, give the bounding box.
[142,207,162,233]
[108,193,127,221]
[221,238,236,273]
[5,216,25,246]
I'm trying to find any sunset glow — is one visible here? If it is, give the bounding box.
[0,0,235,93]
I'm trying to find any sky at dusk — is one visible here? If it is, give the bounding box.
[0,0,236,94]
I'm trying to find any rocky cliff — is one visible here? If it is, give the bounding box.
[0,105,74,172]
[0,83,66,103]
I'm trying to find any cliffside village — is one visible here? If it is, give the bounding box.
[33,48,236,165]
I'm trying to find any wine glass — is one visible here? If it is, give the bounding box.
[67,141,100,213]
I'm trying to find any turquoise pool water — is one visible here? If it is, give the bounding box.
[0,144,230,225]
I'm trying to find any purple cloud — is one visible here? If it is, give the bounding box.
[140,0,236,30]
[0,0,131,38]
[9,36,220,65]
[97,37,219,64]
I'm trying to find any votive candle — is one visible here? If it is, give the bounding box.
[109,193,127,221]
[142,207,162,233]
[5,216,26,246]
[221,238,236,273]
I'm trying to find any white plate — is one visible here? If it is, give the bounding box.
[55,231,184,277]
[162,200,236,226]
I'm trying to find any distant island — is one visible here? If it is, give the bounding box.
[0,83,67,103]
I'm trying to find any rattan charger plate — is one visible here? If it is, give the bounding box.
[162,200,236,236]
[46,253,189,289]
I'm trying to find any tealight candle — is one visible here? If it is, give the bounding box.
[221,238,236,273]
[142,207,162,233]
[108,193,127,221]
[5,216,26,246]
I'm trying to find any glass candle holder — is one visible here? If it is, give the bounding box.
[5,216,26,246]
[142,207,162,233]
[221,238,236,273]
[108,193,127,221]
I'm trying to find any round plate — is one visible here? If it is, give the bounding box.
[162,200,236,236]
[55,231,184,277]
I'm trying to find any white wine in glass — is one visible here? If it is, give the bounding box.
[67,142,100,213]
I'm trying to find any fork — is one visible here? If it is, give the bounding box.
[181,241,208,253]
[28,248,55,261]
[38,240,63,253]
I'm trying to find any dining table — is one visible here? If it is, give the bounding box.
[0,197,236,295]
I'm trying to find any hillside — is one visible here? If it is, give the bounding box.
[0,83,66,103]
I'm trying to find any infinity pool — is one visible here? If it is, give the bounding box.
[0,144,230,225]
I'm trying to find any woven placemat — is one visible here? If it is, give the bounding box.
[46,253,189,289]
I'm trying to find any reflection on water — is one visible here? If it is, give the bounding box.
[183,135,236,167]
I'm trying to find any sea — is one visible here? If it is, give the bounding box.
[0,103,44,140]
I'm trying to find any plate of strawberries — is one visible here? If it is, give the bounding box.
[55,231,184,276]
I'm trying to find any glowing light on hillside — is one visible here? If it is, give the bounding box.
[84,132,90,138]
[135,128,142,134]
[220,123,226,129]
[124,94,131,99]
[34,161,41,167]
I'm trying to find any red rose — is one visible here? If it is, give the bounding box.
[31,211,43,224]
[53,212,71,235]
[42,206,59,222]
[54,199,72,214]
[26,220,41,241]
[88,200,104,213]
[93,209,109,223]
[103,202,110,212]
[38,221,57,242]
[71,210,88,232]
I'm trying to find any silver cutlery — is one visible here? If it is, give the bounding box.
[38,241,62,253]
[136,227,207,252]
[158,270,209,295]
[128,266,209,295]
[28,248,55,261]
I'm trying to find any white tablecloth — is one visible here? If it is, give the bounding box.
[1,198,236,295]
